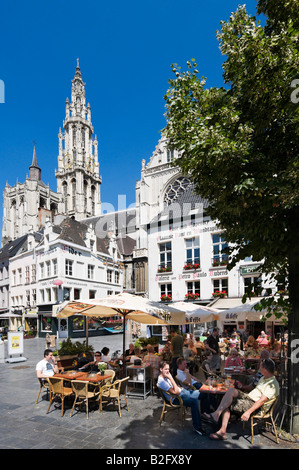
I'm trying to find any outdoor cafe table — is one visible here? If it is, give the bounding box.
[54,371,110,383]
[199,379,235,395]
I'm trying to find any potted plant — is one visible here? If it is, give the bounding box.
[183,263,200,270]
[160,294,172,302]
[98,362,108,375]
[53,337,94,370]
[157,266,172,273]
[212,290,227,298]
[185,292,200,300]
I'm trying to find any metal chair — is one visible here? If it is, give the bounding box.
[99,376,129,417]
[70,380,101,419]
[243,396,279,444]
[35,378,50,404]
[157,386,186,428]
[46,377,73,417]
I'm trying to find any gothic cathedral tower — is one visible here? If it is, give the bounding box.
[56,60,102,220]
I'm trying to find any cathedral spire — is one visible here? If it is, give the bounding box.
[29,144,41,181]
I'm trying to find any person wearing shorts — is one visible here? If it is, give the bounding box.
[202,358,279,440]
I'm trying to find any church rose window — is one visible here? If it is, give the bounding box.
[164,176,191,205]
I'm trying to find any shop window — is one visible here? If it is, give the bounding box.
[41,316,52,332]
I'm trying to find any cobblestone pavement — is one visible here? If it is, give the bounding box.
[0,336,298,451]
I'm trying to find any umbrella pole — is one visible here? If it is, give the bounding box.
[86,317,89,347]
[122,312,127,377]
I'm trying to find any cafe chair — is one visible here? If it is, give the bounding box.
[243,396,279,444]
[99,376,129,418]
[157,386,186,428]
[35,378,50,404]
[98,369,115,386]
[46,377,73,417]
[70,380,101,419]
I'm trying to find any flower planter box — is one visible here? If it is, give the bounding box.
[55,354,79,371]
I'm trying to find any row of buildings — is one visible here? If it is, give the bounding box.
[0,62,280,341]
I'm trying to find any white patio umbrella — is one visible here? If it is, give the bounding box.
[171,301,220,324]
[216,298,285,322]
[56,292,185,374]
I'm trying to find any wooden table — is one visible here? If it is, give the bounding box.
[199,380,235,395]
[54,371,110,383]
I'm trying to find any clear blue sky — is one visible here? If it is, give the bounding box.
[0,0,260,244]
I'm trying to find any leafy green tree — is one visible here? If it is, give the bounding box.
[164,1,299,433]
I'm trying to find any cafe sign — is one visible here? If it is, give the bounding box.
[240,265,262,275]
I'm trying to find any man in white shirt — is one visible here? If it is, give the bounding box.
[36,349,59,379]
[176,357,202,390]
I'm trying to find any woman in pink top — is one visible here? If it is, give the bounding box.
[225,348,243,368]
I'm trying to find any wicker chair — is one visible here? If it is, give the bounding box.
[35,378,50,404]
[243,396,279,444]
[99,376,129,417]
[46,377,73,417]
[70,380,101,419]
[99,369,115,386]
[157,386,186,428]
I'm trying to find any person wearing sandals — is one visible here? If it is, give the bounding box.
[202,358,279,440]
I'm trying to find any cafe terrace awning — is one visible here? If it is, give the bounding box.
[216,297,286,322]
[171,301,219,324]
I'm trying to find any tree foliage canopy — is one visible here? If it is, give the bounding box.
[164,3,299,283]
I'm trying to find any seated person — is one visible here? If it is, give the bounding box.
[270,341,281,358]
[194,336,205,351]
[36,349,59,379]
[229,333,240,350]
[201,351,214,377]
[161,344,172,363]
[176,357,202,390]
[79,351,103,372]
[183,344,196,374]
[257,331,269,348]
[101,347,118,369]
[244,340,261,359]
[245,335,255,350]
[225,348,243,368]
[203,358,279,441]
[143,345,160,379]
[129,347,142,363]
[123,343,135,362]
[157,361,206,435]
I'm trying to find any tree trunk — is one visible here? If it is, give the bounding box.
[287,207,299,434]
